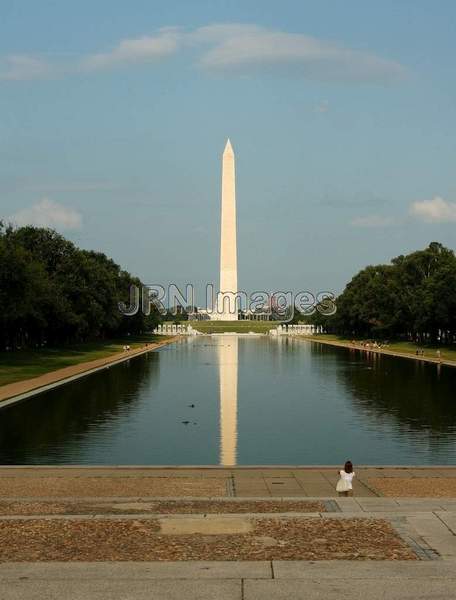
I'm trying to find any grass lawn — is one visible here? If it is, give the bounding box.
[0,334,164,387]
[308,334,456,363]
[187,320,280,334]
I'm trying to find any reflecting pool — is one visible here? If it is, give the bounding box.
[1,336,455,465]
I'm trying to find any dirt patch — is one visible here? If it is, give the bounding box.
[159,517,253,535]
[0,500,326,516]
[0,517,417,561]
[0,502,68,515]
[0,477,227,498]
[369,478,456,498]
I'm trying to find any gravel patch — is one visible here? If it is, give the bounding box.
[369,478,456,497]
[0,500,326,516]
[0,502,68,515]
[0,518,417,561]
[0,478,227,498]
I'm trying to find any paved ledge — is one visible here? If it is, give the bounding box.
[1,466,455,499]
[2,559,455,580]
[244,578,456,600]
[0,560,272,580]
[2,561,456,599]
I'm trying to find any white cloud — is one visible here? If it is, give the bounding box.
[352,196,456,228]
[351,215,394,227]
[1,24,406,84]
[22,181,117,193]
[195,24,406,83]
[82,29,180,71]
[314,100,329,113]
[0,54,52,81]
[9,198,82,230]
[410,196,456,223]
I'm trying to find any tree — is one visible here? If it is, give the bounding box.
[0,224,160,349]
[325,242,456,342]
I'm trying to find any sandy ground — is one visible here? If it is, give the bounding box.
[0,517,417,561]
[369,477,456,497]
[0,500,326,515]
[0,477,228,498]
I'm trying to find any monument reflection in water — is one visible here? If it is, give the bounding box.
[218,336,238,466]
[1,336,456,465]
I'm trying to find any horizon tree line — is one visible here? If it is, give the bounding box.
[0,223,159,350]
[304,242,456,344]
[1,224,455,349]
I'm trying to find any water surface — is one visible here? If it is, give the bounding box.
[1,336,455,465]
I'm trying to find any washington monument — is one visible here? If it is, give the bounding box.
[217,139,238,320]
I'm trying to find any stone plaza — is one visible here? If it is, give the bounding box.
[1,466,456,599]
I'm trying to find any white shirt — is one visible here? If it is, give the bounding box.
[339,470,355,489]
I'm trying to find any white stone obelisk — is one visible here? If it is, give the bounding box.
[217,139,238,320]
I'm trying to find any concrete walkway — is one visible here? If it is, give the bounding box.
[2,557,456,598]
[2,467,456,599]
[2,466,456,497]
[301,335,456,368]
[1,560,456,599]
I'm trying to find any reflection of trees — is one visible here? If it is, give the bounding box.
[247,336,305,374]
[0,353,159,464]
[322,344,456,434]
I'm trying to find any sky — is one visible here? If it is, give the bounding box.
[1,0,456,303]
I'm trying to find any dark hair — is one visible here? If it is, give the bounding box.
[344,460,353,474]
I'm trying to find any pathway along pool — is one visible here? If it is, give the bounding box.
[0,336,455,465]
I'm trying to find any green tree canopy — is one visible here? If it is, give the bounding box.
[311,242,456,342]
[0,224,159,349]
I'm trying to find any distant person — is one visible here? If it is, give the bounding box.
[437,349,442,363]
[336,461,355,497]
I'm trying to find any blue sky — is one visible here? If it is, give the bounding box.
[1,0,456,300]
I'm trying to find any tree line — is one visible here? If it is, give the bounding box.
[0,224,158,350]
[2,226,455,349]
[307,242,456,343]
